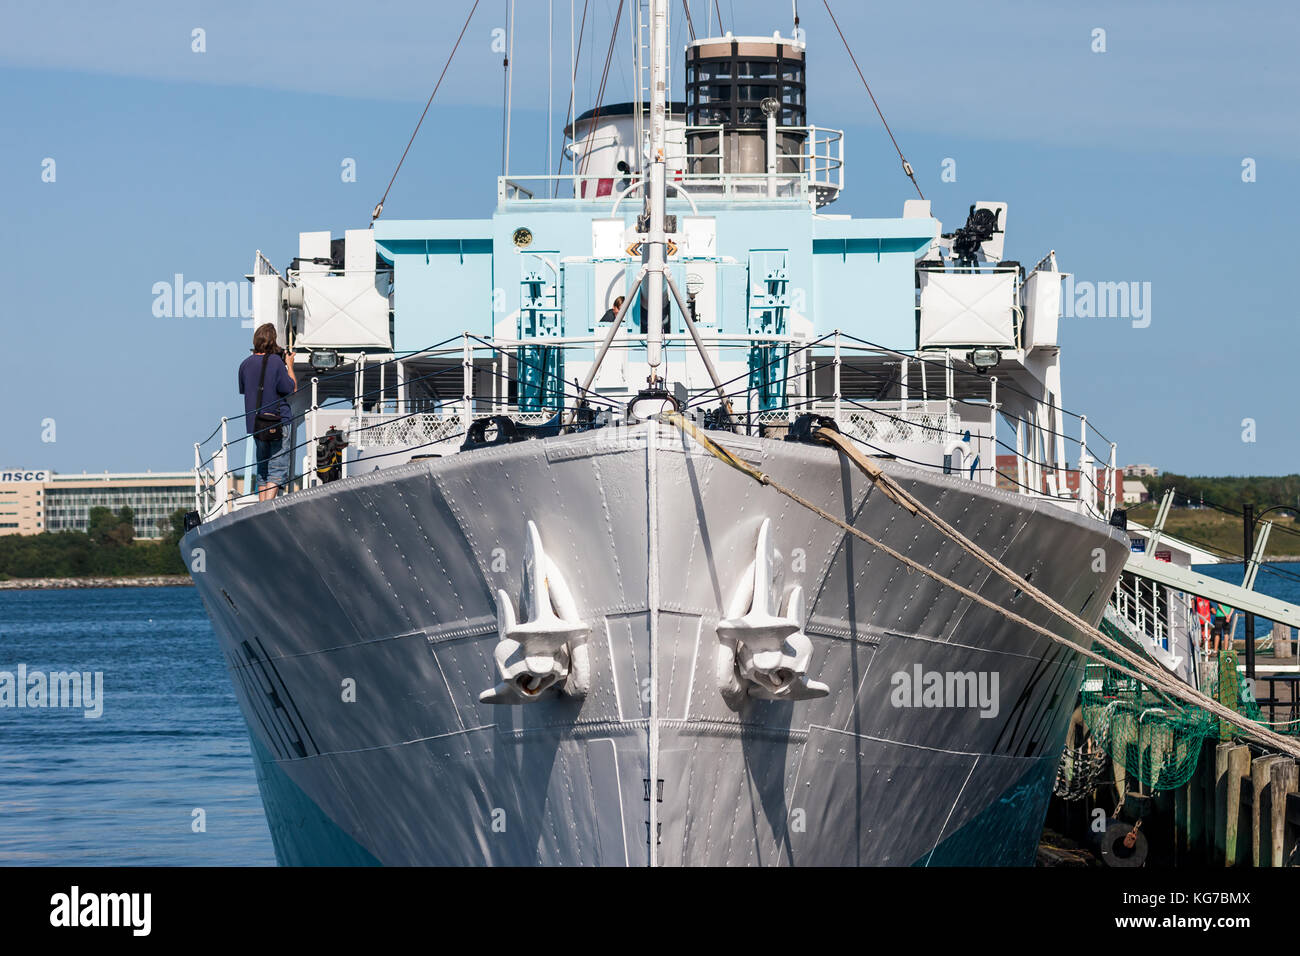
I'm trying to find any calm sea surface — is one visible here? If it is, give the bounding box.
[1193,560,1300,634]
[1,561,1297,866]
[0,586,275,865]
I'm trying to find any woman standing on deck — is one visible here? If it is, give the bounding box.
[238,324,297,502]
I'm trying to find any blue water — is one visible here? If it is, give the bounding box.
[0,586,275,865]
[2,564,1296,867]
[1193,560,1300,636]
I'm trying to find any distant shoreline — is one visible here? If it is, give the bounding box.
[0,575,193,590]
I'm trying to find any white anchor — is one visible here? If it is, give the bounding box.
[480,521,590,705]
[716,518,829,706]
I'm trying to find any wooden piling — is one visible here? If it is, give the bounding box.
[1271,759,1299,867]
[1218,654,1239,741]
[1112,711,1134,807]
[1053,691,1300,867]
[1186,745,1206,862]
[1201,738,1218,859]
[1174,779,1190,864]
[1216,749,1248,868]
[1252,754,1286,867]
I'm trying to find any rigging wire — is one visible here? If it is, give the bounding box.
[547,0,554,173]
[1171,490,1300,543]
[1138,491,1300,574]
[371,0,481,223]
[554,0,593,196]
[821,0,923,200]
[504,0,516,177]
[680,0,696,41]
[835,332,1107,436]
[1124,507,1300,585]
[500,0,511,176]
[578,0,628,180]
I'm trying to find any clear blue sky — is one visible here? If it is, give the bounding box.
[1,0,1296,476]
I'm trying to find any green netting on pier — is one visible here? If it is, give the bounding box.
[1079,652,1213,791]
[1075,619,1293,792]
[1196,648,1300,738]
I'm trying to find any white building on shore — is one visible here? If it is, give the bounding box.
[0,469,192,539]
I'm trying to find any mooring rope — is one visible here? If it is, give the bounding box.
[659,411,1300,759]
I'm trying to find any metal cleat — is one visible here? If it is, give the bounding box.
[480,521,590,705]
[716,518,829,706]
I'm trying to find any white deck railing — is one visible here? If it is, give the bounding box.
[504,124,844,207]
[192,331,1118,522]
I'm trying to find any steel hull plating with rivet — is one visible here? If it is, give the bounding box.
[183,422,1128,866]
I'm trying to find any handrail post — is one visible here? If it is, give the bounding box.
[462,332,474,419]
[1053,400,1068,495]
[1027,404,1041,495]
[309,376,320,488]
[838,128,845,194]
[944,349,955,427]
[807,124,815,187]
[193,442,202,515]
[1015,418,1027,498]
[1108,442,1118,515]
[355,353,366,414]
[1077,413,1091,504]
[833,330,842,425]
[218,416,230,515]
[988,376,998,486]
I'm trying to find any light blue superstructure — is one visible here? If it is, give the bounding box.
[374,200,938,407]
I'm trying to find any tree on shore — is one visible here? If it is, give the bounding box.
[0,509,188,579]
[1142,474,1300,515]
[88,506,136,548]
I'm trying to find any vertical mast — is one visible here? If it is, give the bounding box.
[633,1,645,174]
[643,0,669,375]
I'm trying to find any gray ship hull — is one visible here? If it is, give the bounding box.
[183,422,1128,866]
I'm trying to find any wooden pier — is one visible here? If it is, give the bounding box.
[1048,737,1300,867]
[1047,642,1300,867]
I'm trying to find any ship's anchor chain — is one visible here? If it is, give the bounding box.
[1052,743,1108,802]
[480,521,591,705]
[1053,709,1109,802]
[716,518,829,707]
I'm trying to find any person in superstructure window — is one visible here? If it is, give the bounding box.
[238,323,298,502]
[599,295,625,325]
